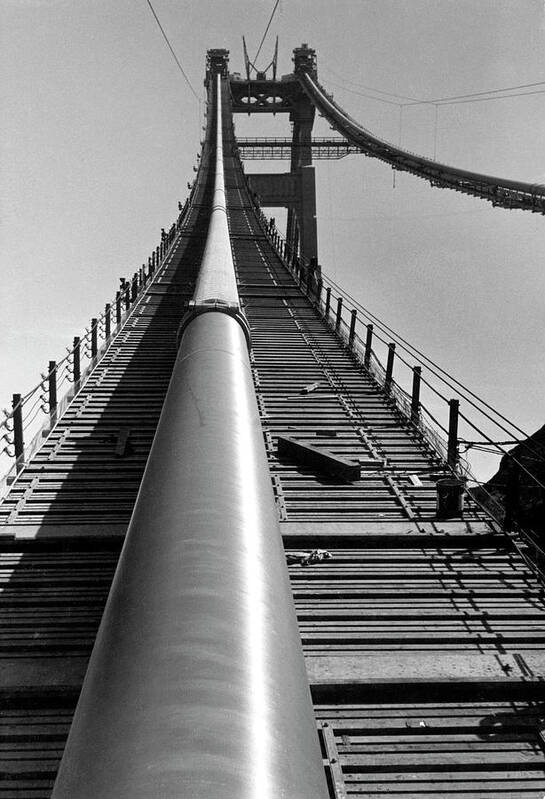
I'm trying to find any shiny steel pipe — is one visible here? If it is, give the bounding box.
[52,71,328,798]
[301,71,545,203]
[194,73,239,307]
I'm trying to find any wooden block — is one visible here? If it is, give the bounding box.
[277,435,361,482]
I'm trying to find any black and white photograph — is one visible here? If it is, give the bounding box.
[1,1,545,796]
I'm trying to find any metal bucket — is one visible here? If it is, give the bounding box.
[436,477,465,519]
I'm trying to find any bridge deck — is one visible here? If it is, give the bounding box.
[1,96,544,798]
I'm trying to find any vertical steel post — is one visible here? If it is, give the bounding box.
[120,279,130,311]
[448,399,460,469]
[335,296,343,333]
[316,277,323,305]
[115,292,122,326]
[91,319,98,360]
[364,324,373,368]
[149,255,154,276]
[131,274,138,302]
[48,361,57,423]
[385,343,396,392]
[324,286,331,320]
[411,366,422,422]
[105,304,111,340]
[73,337,81,384]
[12,393,24,472]
[301,264,308,293]
[348,308,357,349]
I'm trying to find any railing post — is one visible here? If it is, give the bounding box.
[120,278,130,311]
[316,277,323,305]
[12,393,24,472]
[73,337,81,385]
[149,255,154,276]
[91,318,98,360]
[301,265,308,293]
[115,291,122,326]
[348,309,357,349]
[324,287,331,320]
[447,399,459,469]
[385,343,396,392]
[105,304,111,340]
[364,324,373,368]
[48,360,57,424]
[411,366,422,422]
[335,297,343,333]
[131,273,138,302]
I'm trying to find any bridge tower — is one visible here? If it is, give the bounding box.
[231,44,318,263]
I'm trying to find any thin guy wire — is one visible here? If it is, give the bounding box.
[253,0,280,65]
[323,62,545,106]
[405,80,545,106]
[325,73,545,108]
[144,0,200,101]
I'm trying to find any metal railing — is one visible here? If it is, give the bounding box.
[0,200,192,499]
[249,198,543,494]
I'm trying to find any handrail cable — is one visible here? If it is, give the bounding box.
[318,283,545,484]
[321,272,534,443]
[321,277,545,467]
[257,213,545,490]
[458,409,545,493]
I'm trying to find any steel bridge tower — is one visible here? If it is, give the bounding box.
[2,45,545,798]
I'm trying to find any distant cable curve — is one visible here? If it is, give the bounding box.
[298,71,545,213]
[322,63,545,106]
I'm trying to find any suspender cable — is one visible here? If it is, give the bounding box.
[52,65,328,799]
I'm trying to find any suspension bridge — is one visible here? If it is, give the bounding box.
[2,45,545,798]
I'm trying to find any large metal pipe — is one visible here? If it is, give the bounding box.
[52,70,328,799]
[193,72,239,307]
[301,71,545,203]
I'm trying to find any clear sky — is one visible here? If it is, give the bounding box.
[1,0,544,480]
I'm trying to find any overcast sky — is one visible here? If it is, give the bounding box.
[1,0,544,480]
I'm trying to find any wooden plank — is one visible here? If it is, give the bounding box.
[277,435,361,481]
[305,653,545,684]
